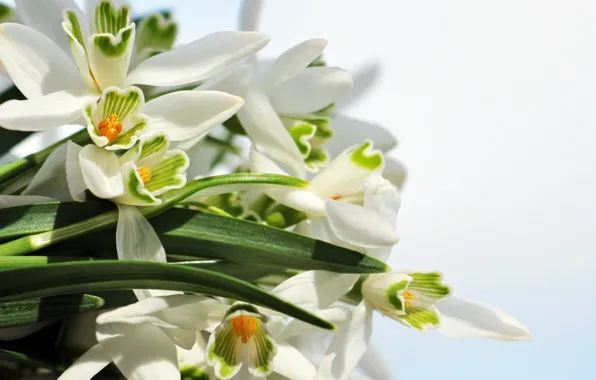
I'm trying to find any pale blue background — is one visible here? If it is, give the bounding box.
[9,0,596,378]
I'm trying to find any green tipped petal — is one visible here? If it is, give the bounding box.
[288,122,316,157]
[144,150,189,196]
[113,162,160,206]
[349,140,383,171]
[398,306,441,330]
[305,146,329,172]
[63,9,85,47]
[207,304,276,379]
[135,13,178,56]
[180,366,211,380]
[63,10,97,91]
[94,0,130,35]
[120,133,169,167]
[97,86,144,122]
[0,4,14,23]
[87,24,135,90]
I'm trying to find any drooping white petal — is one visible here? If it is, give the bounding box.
[263,39,328,93]
[270,67,353,115]
[271,343,317,380]
[238,85,305,177]
[363,173,401,225]
[144,90,244,141]
[326,115,397,158]
[335,61,381,111]
[0,23,84,98]
[383,156,407,189]
[66,141,87,202]
[15,0,84,55]
[22,144,73,200]
[116,204,166,263]
[239,0,263,31]
[249,148,324,215]
[0,90,96,131]
[0,195,55,209]
[325,199,398,248]
[272,270,359,310]
[57,344,111,380]
[97,322,180,380]
[126,31,270,86]
[79,144,124,199]
[436,296,532,341]
[316,302,373,380]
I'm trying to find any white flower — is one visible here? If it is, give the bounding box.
[0,0,269,131]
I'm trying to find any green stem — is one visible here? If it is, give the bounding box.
[0,173,309,256]
[0,129,89,185]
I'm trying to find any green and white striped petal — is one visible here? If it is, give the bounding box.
[133,12,177,66]
[143,149,189,196]
[113,161,161,206]
[120,133,169,167]
[92,0,130,35]
[362,272,451,331]
[283,115,333,172]
[85,86,148,150]
[206,304,277,379]
[62,9,98,92]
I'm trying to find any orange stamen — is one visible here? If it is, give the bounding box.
[231,315,258,344]
[97,114,123,143]
[137,166,152,184]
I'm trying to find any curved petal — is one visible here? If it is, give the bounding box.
[116,204,166,263]
[86,24,135,90]
[263,39,328,92]
[79,144,124,199]
[0,195,55,209]
[0,23,83,98]
[15,0,84,55]
[96,323,180,380]
[272,270,358,310]
[316,302,373,380]
[383,156,406,189]
[336,61,381,111]
[21,143,73,200]
[240,87,305,177]
[326,115,397,157]
[277,306,351,342]
[239,0,263,31]
[271,343,316,380]
[270,67,353,115]
[358,344,392,380]
[196,63,254,97]
[126,31,270,86]
[66,141,87,201]
[436,296,532,341]
[0,90,96,131]
[144,90,244,141]
[57,344,111,380]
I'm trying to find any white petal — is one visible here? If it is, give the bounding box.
[66,141,87,202]
[97,323,180,380]
[363,173,400,226]
[270,67,353,115]
[325,199,398,248]
[57,344,111,380]
[277,306,351,342]
[86,24,135,90]
[21,144,73,200]
[116,204,166,263]
[336,61,381,111]
[0,23,83,98]
[240,86,305,177]
[316,302,373,380]
[358,345,392,380]
[144,90,244,141]
[249,148,324,215]
[272,270,358,310]
[15,0,84,55]
[196,63,253,97]
[271,343,316,380]
[239,0,263,31]
[126,31,270,87]
[436,296,532,341]
[0,195,55,209]
[0,90,96,131]
[79,144,124,199]
[326,115,397,157]
[383,156,406,189]
[263,39,328,93]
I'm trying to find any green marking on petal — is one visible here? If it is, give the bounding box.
[288,122,316,157]
[98,86,144,122]
[62,10,85,47]
[305,146,329,172]
[308,55,326,67]
[349,140,383,171]
[407,272,451,301]
[144,150,189,195]
[135,13,178,54]
[114,163,159,206]
[109,118,147,150]
[180,366,210,380]
[92,25,134,57]
[398,306,441,330]
[94,0,130,35]
[136,133,169,165]
[386,280,409,312]
[0,4,13,23]
[249,328,276,377]
[207,319,243,379]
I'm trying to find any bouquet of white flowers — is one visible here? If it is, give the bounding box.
[0,1,530,379]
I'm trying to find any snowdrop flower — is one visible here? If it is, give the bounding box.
[250,141,399,248]
[83,86,243,151]
[316,272,531,380]
[0,0,269,131]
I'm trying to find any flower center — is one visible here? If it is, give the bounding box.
[137,166,152,183]
[402,289,418,308]
[97,113,123,143]
[231,315,257,344]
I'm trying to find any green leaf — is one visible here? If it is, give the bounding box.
[0,294,104,328]
[0,261,334,330]
[0,203,388,273]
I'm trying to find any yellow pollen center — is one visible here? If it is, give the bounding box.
[137,166,152,184]
[231,315,258,344]
[402,290,418,308]
[97,113,123,143]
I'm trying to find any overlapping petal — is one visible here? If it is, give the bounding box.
[79,144,124,199]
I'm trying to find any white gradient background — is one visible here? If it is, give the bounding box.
[9,0,596,378]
